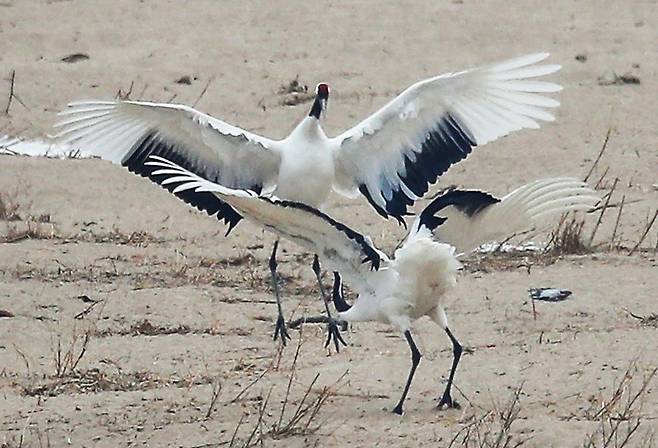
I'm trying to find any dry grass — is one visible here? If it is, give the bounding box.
[268,338,345,439]
[547,214,590,255]
[462,251,559,274]
[583,360,657,448]
[18,368,217,397]
[0,191,22,221]
[52,327,91,378]
[626,311,658,328]
[1,190,57,242]
[6,251,270,291]
[278,75,315,106]
[448,384,526,448]
[93,319,228,337]
[1,219,58,243]
[205,377,223,419]
[226,334,345,447]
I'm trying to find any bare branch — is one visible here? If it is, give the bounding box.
[584,127,612,183]
[628,209,658,256]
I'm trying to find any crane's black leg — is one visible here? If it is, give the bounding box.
[392,330,422,415]
[437,327,462,409]
[312,255,346,352]
[270,240,290,345]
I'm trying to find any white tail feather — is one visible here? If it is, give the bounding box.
[433,178,600,253]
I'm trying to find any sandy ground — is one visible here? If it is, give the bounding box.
[1,1,658,447]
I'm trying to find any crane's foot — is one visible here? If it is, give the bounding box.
[324,318,347,353]
[273,314,291,346]
[437,392,460,410]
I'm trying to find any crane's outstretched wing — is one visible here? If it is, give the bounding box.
[145,156,385,286]
[54,101,282,234]
[410,178,600,253]
[332,53,562,222]
[0,134,20,151]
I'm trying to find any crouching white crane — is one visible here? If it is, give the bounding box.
[54,53,562,346]
[144,155,600,414]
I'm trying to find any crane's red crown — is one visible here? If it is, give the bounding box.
[316,83,330,97]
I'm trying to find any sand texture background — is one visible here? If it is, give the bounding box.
[1,1,657,447]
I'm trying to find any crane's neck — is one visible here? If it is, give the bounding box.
[290,115,326,141]
[309,96,324,119]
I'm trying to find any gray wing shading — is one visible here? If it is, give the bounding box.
[145,156,386,286]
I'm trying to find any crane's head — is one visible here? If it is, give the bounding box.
[309,83,330,119]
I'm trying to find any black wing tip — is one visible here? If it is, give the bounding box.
[124,131,245,233]
[358,184,413,228]
[358,184,390,219]
[391,213,410,229]
[224,215,244,236]
[418,214,447,232]
[361,252,381,271]
[420,187,501,231]
[358,111,476,222]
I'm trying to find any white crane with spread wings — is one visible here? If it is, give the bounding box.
[55,53,562,346]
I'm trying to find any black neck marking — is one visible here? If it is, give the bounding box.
[309,96,323,119]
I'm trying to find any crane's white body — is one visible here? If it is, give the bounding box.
[271,117,337,207]
[340,227,459,331]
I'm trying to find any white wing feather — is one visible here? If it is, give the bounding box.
[144,156,386,288]
[415,178,600,253]
[332,53,562,217]
[54,100,281,190]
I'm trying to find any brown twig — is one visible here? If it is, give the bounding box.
[585,358,656,448]
[4,69,16,115]
[610,194,626,250]
[193,76,215,107]
[228,414,245,448]
[205,378,222,419]
[448,383,526,448]
[594,166,611,190]
[231,368,269,403]
[588,177,618,246]
[12,343,31,375]
[74,299,102,320]
[589,199,640,213]
[70,332,90,372]
[243,387,272,447]
[4,69,28,113]
[276,333,303,430]
[584,127,612,183]
[115,80,135,100]
[628,210,658,256]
